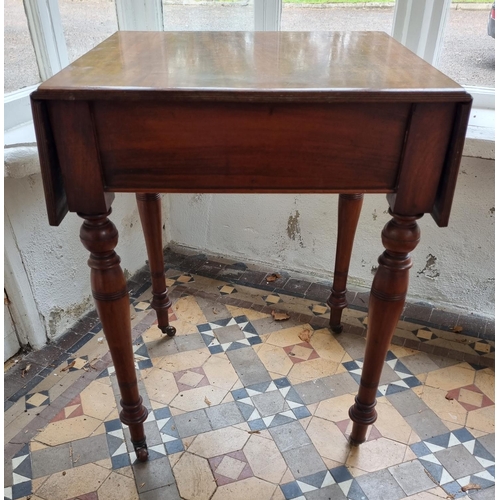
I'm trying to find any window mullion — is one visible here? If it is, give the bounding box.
[255,0,282,31]
[23,0,69,80]
[115,0,164,31]
[392,0,450,67]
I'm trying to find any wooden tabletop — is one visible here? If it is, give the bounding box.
[36,31,466,103]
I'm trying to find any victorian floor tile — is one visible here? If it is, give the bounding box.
[4,254,495,500]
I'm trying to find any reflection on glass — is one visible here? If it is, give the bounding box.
[163,0,254,31]
[59,0,118,63]
[439,7,494,87]
[281,3,393,33]
[4,0,41,93]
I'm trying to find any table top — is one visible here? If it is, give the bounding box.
[36,31,466,103]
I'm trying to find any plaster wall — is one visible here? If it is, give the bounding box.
[167,155,495,317]
[4,173,158,347]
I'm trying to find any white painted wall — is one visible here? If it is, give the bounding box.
[4,172,158,347]
[167,154,495,318]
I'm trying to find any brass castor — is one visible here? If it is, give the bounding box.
[135,445,149,462]
[330,324,343,334]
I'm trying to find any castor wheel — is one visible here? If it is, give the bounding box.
[135,446,149,462]
[331,324,343,334]
[160,325,176,337]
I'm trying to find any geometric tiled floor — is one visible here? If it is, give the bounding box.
[4,251,495,500]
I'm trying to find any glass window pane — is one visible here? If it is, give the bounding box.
[163,0,254,31]
[4,0,41,93]
[59,0,118,63]
[282,3,393,33]
[439,6,494,87]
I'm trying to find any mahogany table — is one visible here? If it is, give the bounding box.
[31,31,471,461]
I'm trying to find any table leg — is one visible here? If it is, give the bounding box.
[348,211,421,446]
[136,193,176,337]
[79,211,149,462]
[328,193,364,333]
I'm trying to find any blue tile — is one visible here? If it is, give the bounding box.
[418,459,443,483]
[4,400,14,412]
[225,342,246,352]
[248,336,262,346]
[104,419,123,432]
[393,360,413,375]
[281,481,303,499]
[330,466,353,483]
[274,377,291,388]
[342,361,360,372]
[90,322,103,333]
[452,428,475,443]
[134,343,149,357]
[158,421,179,438]
[11,481,31,500]
[346,480,368,500]
[231,388,249,400]
[285,387,305,405]
[67,332,94,354]
[165,440,184,454]
[111,454,130,469]
[13,444,30,459]
[404,377,422,388]
[386,351,397,361]
[197,323,213,332]
[384,384,408,396]
[470,474,495,490]
[236,402,255,421]
[208,345,224,355]
[247,381,272,393]
[473,440,495,462]
[242,323,258,335]
[410,441,432,457]
[137,359,153,370]
[200,333,215,346]
[248,419,266,431]
[154,407,172,420]
[426,432,451,448]
[300,470,328,488]
[292,406,311,419]
[268,413,295,428]
[233,315,248,323]
[9,375,44,403]
[13,455,32,479]
[441,481,466,498]
[487,465,495,477]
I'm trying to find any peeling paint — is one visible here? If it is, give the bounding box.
[286,210,304,248]
[417,254,440,279]
[47,296,93,338]
[489,207,494,216]
[372,210,377,221]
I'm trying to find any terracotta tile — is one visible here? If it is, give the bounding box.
[211,476,276,500]
[346,437,407,473]
[243,433,287,483]
[188,427,250,458]
[35,414,102,446]
[173,452,216,500]
[425,363,475,391]
[97,470,139,500]
[36,463,110,500]
[306,416,351,463]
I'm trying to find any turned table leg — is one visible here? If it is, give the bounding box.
[79,211,149,461]
[328,193,364,333]
[349,210,421,446]
[136,193,176,337]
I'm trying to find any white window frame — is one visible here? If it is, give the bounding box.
[4,0,495,138]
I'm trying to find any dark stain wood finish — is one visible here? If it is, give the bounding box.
[31,31,472,458]
[349,211,421,446]
[136,193,175,336]
[328,194,364,333]
[79,211,149,460]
